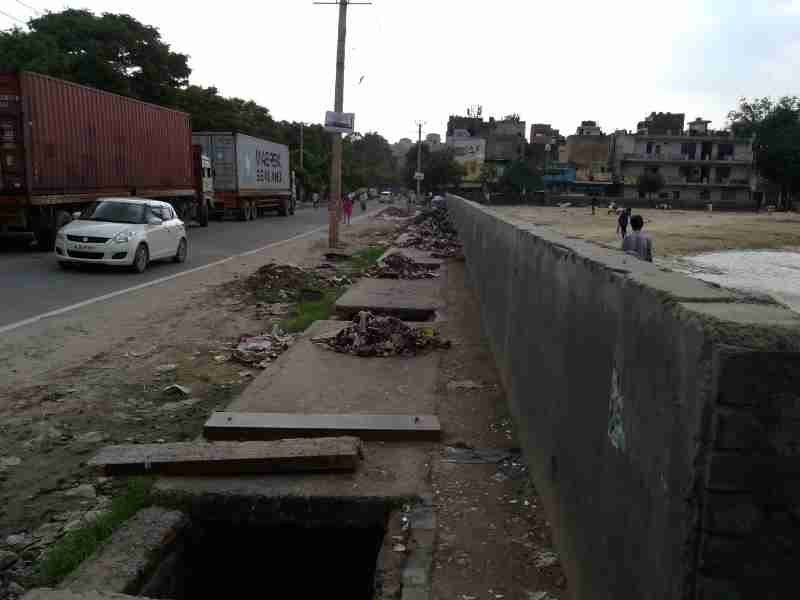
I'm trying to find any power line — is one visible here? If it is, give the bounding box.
[15,0,42,16]
[0,8,27,25]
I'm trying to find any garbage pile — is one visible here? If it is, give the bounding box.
[365,253,439,280]
[314,312,451,357]
[395,206,462,258]
[379,206,414,219]
[232,327,294,368]
[242,263,351,303]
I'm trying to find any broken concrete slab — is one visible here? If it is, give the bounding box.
[230,320,441,416]
[204,412,441,442]
[58,507,188,595]
[88,438,362,476]
[334,278,444,320]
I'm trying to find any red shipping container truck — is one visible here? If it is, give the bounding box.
[0,71,213,248]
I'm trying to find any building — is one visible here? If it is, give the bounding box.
[446,129,486,183]
[445,114,527,182]
[609,114,755,208]
[530,123,560,145]
[424,133,444,151]
[564,121,611,183]
[391,138,414,169]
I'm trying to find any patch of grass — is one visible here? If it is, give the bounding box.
[349,247,385,273]
[281,292,339,333]
[37,477,154,585]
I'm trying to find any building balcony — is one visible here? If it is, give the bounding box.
[621,153,752,164]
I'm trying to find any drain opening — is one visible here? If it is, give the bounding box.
[138,506,389,599]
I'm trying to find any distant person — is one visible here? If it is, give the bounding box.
[591,194,597,215]
[312,192,319,209]
[622,215,653,262]
[616,207,629,238]
[343,193,353,225]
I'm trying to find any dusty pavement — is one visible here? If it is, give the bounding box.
[0,206,565,600]
[492,205,800,256]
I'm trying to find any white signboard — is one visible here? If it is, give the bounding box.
[325,111,355,134]
[414,172,425,181]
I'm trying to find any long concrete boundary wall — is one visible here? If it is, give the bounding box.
[447,195,800,600]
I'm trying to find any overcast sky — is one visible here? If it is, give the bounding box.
[2,0,799,142]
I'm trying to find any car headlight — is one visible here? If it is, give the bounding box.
[112,230,135,243]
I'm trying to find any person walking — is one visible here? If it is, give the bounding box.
[616,207,629,238]
[622,215,653,262]
[591,194,597,215]
[343,193,353,225]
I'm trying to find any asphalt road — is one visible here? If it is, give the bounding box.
[0,206,358,328]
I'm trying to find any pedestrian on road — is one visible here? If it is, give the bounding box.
[591,194,597,215]
[343,193,353,225]
[312,192,319,209]
[622,215,653,262]
[617,207,629,238]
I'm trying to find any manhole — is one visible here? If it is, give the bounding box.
[143,519,385,599]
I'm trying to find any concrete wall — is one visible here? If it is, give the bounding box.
[447,195,800,600]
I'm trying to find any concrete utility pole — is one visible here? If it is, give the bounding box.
[315,0,371,248]
[299,122,304,171]
[416,121,424,206]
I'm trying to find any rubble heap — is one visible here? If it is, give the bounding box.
[315,312,451,357]
[232,328,294,368]
[379,206,414,219]
[365,253,439,280]
[242,263,350,302]
[396,206,463,258]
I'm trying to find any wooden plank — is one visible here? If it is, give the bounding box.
[204,412,442,442]
[88,437,361,476]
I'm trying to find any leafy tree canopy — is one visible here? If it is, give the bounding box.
[405,145,465,192]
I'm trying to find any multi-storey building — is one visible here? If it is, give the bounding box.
[609,114,755,207]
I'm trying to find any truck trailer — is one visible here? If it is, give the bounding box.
[192,132,295,220]
[0,71,212,249]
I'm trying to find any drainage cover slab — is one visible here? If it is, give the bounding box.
[334,278,443,320]
[204,412,442,442]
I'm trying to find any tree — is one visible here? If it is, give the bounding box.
[348,132,397,190]
[0,9,190,105]
[729,96,800,209]
[499,160,542,197]
[637,171,664,206]
[404,145,465,192]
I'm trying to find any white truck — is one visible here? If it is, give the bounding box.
[192,132,296,221]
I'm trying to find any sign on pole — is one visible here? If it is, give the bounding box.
[325,111,355,134]
[414,172,425,181]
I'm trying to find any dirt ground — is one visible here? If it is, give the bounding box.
[492,205,800,257]
[0,209,566,600]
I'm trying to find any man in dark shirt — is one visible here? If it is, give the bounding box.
[622,215,653,262]
[616,208,629,238]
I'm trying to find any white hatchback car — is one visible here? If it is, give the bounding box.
[55,198,188,273]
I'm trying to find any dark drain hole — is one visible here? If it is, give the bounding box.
[141,520,386,599]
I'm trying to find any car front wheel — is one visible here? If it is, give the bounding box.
[132,243,149,273]
[174,238,188,263]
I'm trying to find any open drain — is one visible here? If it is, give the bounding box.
[141,519,386,599]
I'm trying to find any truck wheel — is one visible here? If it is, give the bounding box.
[278,198,289,217]
[238,205,249,221]
[289,198,296,215]
[199,200,209,227]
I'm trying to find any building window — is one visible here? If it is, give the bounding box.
[700,189,710,200]
[646,142,653,155]
[717,143,734,160]
[722,189,737,202]
[673,191,680,201]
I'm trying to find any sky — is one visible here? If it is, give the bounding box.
[1,0,799,143]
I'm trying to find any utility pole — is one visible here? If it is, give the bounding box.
[299,122,304,171]
[416,121,424,207]
[315,0,371,248]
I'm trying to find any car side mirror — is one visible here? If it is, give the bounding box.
[72,211,82,220]
[147,217,163,226]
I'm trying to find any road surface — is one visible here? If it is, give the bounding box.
[0,206,369,328]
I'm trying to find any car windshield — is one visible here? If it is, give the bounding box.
[81,201,145,224]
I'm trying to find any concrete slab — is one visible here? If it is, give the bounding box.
[205,412,440,442]
[379,247,445,269]
[152,442,432,505]
[89,437,361,476]
[59,507,188,595]
[230,320,441,416]
[334,278,445,320]
[630,270,740,302]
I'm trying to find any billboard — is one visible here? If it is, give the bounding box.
[448,137,485,182]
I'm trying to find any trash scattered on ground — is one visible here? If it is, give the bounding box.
[75,431,106,444]
[313,312,451,357]
[534,550,560,569]
[528,592,556,600]
[162,384,191,396]
[159,398,201,412]
[324,252,352,262]
[379,206,415,219]
[392,544,407,553]
[241,262,349,303]
[365,253,439,280]
[125,346,157,359]
[155,363,177,374]
[395,206,463,259]
[232,329,294,367]
[0,456,22,471]
[212,354,228,363]
[447,380,484,391]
